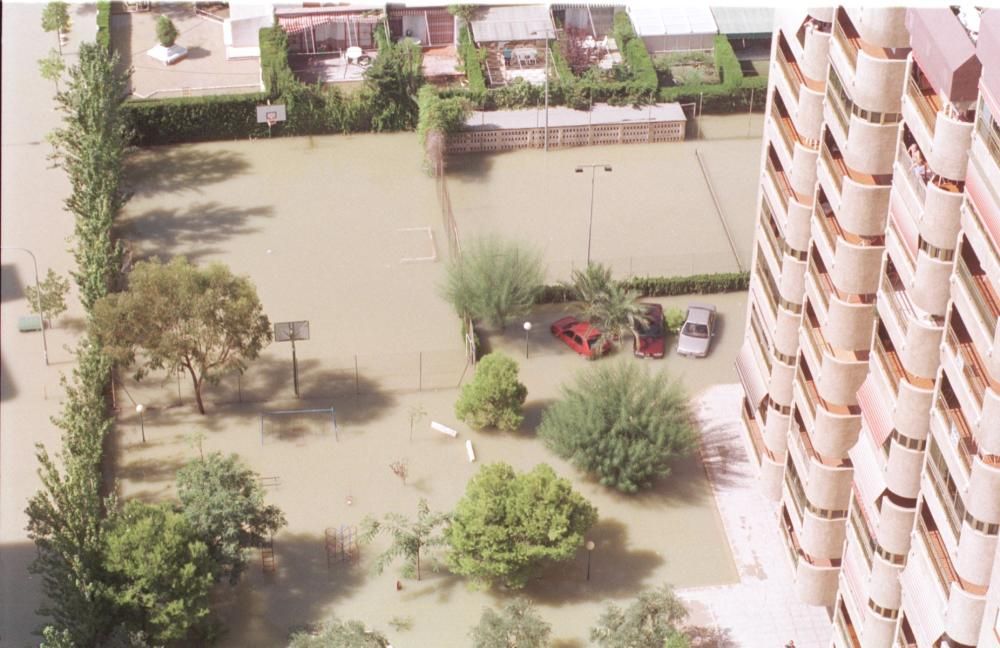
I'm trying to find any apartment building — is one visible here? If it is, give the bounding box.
[736,7,1000,647]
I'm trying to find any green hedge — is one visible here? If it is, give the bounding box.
[96,1,111,51]
[538,271,750,303]
[612,13,657,96]
[458,25,486,94]
[713,35,743,87]
[123,93,269,146]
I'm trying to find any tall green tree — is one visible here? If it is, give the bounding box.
[26,341,117,646]
[176,452,287,584]
[455,352,527,431]
[538,361,697,493]
[590,585,690,648]
[91,257,272,414]
[288,619,390,648]
[361,498,449,581]
[442,236,545,328]
[25,268,71,322]
[49,41,131,311]
[104,502,214,643]
[446,463,597,589]
[364,38,424,131]
[41,1,70,55]
[471,599,552,648]
[38,49,66,93]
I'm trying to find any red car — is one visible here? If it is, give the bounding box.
[550,317,609,359]
[633,303,666,358]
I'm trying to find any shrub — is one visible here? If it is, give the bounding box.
[591,585,689,648]
[446,463,597,589]
[538,271,750,303]
[122,93,268,145]
[442,236,545,328]
[664,306,685,335]
[612,13,657,97]
[155,16,179,47]
[96,1,111,51]
[538,361,697,493]
[471,599,552,648]
[458,25,486,93]
[455,352,527,431]
[288,619,390,648]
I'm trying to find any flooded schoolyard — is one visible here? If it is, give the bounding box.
[111,116,761,646]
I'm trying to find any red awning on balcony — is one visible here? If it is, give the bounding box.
[890,193,920,258]
[905,9,982,104]
[857,376,893,448]
[978,10,1000,108]
[735,341,768,408]
[848,435,886,516]
[966,158,1000,249]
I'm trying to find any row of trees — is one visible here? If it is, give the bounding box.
[290,585,712,648]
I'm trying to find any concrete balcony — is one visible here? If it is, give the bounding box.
[771,90,821,201]
[943,313,999,417]
[775,34,826,142]
[790,409,854,512]
[892,138,964,251]
[876,263,944,380]
[765,147,814,252]
[952,237,1000,364]
[802,306,869,406]
[795,15,832,82]
[780,503,841,607]
[807,252,876,352]
[902,69,976,181]
[812,197,885,297]
[834,598,863,648]
[910,247,953,317]
[871,323,934,440]
[796,356,862,458]
[741,396,785,500]
[877,492,916,558]
[830,8,908,115]
[818,137,892,239]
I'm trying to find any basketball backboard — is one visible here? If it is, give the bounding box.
[274,320,309,342]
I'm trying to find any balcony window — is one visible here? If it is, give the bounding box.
[874,319,935,392]
[945,310,995,407]
[849,490,875,567]
[956,238,1000,334]
[977,94,1000,168]
[776,34,802,102]
[928,429,1000,537]
[936,374,978,474]
[907,62,942,135]
[915,503,988,596]
[827,61,903,129]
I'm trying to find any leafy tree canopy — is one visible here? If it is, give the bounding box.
[288,619,390,648]
[590,585,690,648]
[176,452,287,584]
[470,598,552,648]
[41,1,70,35]
[455,351,527,431]
[104,501,213,644]
[91,257,272,414]
[442,236,544,328]
[538,361,697,493]
[565,262,649,344]
[364,38,424,132]
[25,268,71,320]
[446,463,597,589]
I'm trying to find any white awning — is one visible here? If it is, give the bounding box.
[841,545,867,614]
[848,435,887,521]
[900,560,946,647]
[857,376,893,449]
[735,340,768,408]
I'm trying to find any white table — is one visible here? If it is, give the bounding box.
[345,46,363,63]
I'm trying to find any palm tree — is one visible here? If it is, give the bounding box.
[566,262,649,346]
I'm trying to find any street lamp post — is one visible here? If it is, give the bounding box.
[522,321,532,358]
[529,28,553,151]
[1,246,49,365]
[136,403,146,443]
[585,539,595,581]
[574,164,613,266]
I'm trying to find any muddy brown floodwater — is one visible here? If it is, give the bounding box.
[109,118,761,647]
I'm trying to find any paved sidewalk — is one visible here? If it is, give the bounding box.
[679,384,833,648]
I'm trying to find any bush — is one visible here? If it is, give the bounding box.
[538,361,697,493]
[156,16,178,47]
[458,25,486,94]
[538,271,749,303]
[446,463,597,589]
[471,599,551,648]
[442,236,545,328]
[123,93,268,145]
[96,1,111,51]
[455,352,527,431]
[591,585,689,648]
[664,306,685,335]
[612,13,657,97]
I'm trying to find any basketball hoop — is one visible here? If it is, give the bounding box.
[256,104,287,139]
[267,115,278,129]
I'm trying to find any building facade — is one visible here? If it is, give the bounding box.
[736,7,1000,647]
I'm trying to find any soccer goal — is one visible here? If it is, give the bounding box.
[259,406,338,445]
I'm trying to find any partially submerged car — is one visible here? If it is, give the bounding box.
[633,303,665,358]
[676,303,717,358]
[551,316,610,359]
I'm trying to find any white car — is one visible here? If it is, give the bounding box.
[676,303,717,358]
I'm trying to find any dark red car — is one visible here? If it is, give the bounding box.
[550,317,609,359]
[633,303,665,358]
